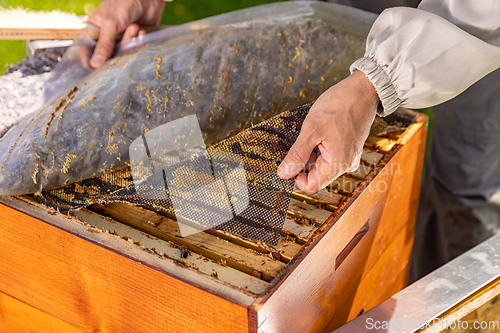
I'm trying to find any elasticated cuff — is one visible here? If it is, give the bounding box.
[350,57,401,116]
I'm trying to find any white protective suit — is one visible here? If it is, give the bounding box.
[328,0,500,281]
[351,0,500,115]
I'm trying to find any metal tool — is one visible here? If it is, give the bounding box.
[333,232,500,332]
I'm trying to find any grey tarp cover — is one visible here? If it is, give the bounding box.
[0,1,376,195]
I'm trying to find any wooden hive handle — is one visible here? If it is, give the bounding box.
[335,219,370,270]
[0,24,170,40]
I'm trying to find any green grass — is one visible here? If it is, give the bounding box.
[161,0,284,25]
[0,0,282,73]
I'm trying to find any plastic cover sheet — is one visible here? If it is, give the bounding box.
[0,1,376,195]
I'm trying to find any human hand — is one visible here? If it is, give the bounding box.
[87,0,166,68]
[277,70,379,194]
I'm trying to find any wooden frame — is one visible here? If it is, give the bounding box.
[0,109,428,333]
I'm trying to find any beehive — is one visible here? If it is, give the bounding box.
[0,108,428,333]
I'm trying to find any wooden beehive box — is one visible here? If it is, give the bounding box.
[0,108,428,333]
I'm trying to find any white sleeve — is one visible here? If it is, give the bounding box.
[350,0,500,116]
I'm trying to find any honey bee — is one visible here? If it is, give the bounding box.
[180,245,190,259]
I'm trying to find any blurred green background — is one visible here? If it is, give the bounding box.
[0,0,283,73]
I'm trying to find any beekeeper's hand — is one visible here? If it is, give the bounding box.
[88,0,165,68]
[277,70,379,194]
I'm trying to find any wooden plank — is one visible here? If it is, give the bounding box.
[396,122,423,145]
[275,241,304,262]
[90,202,309,269]
[91,200,310,265]
[92,203,286,282]
[328,175,361,194]
[0,26,101,40]
[9,195,256,305]
[292,188,344,210]
[205,228,279,256]
[287,198,332,226]
[204,226,306,263]
[366,136,397,153]
[346,224,414,316]
[347,111,428,309]
[330,111,428,330]
[70,209,269,295]
[361,149,384,166]
[282,218,318,243]
[0,24,167,40]
[347,164,373,180]
[0,292,84,333]
[90,200,313,266]
[0,202,250,333]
